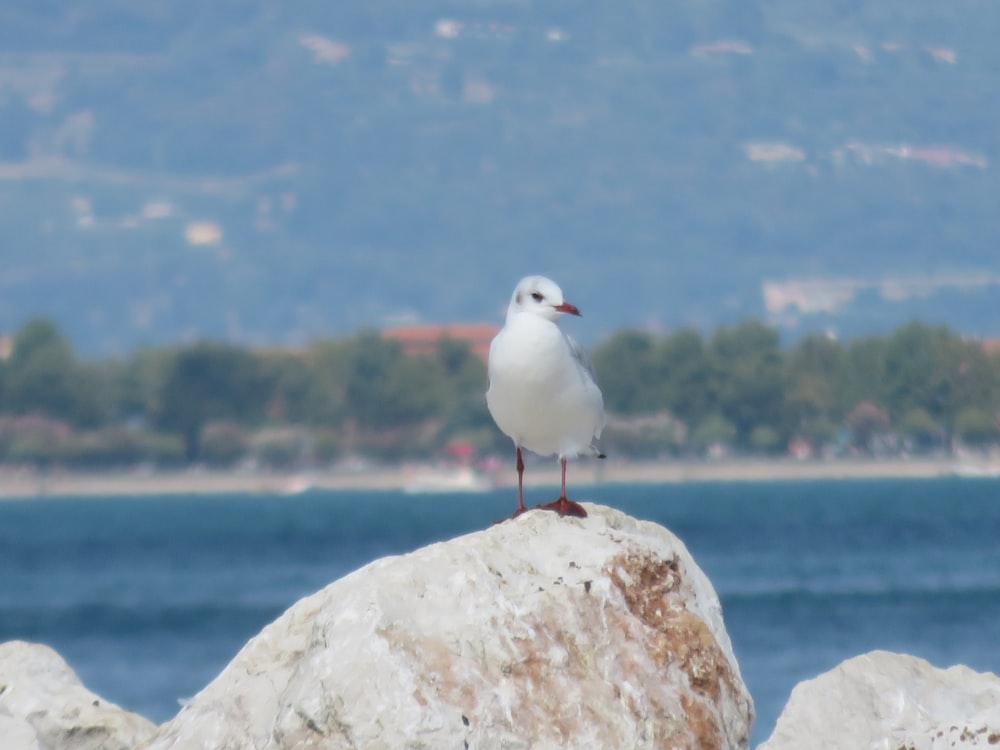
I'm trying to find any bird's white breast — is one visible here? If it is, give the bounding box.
[486,315,603,458]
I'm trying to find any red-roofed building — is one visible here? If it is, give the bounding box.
[979,338,1000,355]
[382,323,500,361]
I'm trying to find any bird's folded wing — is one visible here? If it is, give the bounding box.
[565,333,598,383]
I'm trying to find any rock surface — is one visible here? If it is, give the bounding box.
[759,650,1000,750]
[0,640,157,750]
[144,503,754,749]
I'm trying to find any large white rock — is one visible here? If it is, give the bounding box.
[759,650,1000,750]
[144,503,753,749]
[0,707,41,750]
[0,640,157,750]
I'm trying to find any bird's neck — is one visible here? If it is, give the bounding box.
[506,311,559,329]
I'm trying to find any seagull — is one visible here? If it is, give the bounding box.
[486,275,606,519]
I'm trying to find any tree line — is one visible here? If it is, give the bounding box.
[0,317,998,470]
[593,321,1000,457]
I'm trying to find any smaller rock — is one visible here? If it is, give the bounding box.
[759,650,1000,750]
[0,640,156,750]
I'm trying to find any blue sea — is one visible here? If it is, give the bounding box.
[2,478,1000,746]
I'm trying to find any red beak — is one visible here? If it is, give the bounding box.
[554,301,581,316]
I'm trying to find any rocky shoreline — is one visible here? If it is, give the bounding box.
[2,504,998,749]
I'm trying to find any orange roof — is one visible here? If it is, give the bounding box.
[382,323,499,360]
[980,338,1000,355]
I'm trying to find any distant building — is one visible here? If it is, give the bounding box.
[926,46,957,64]
[185,221,223,246]
[142,201,174,220]
[744,142,806,163]
[0,334,11,360]
[979,338,1000,355]
[299,34,352,65]
[690,40,753,58]
[382,323,500,361]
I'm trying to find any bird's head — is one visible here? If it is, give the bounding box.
[507,275,581,322]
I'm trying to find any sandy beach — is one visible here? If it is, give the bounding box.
[0,455,989,500]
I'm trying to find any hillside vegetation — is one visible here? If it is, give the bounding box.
[1,1,999,353]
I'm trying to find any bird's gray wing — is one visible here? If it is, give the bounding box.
[564,333,607,445]
[565,333,598,384]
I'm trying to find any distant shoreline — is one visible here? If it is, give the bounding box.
[0,456,991,500]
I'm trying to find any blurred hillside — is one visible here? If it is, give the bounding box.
[1,1,999,354]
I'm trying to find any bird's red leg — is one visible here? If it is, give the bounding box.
[538,457,588,518]
[511,446,529,517]
[494,447,531,524]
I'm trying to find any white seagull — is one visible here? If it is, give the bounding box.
[486,275,606,518]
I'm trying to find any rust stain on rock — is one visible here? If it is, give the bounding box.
[606,549,742,747]
[377,623,477,712]
[680,692,721,750]
[607,550,681,629]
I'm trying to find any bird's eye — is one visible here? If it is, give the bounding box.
[530,292,544,302]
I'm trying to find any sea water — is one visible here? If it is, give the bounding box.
[2,477,999,745]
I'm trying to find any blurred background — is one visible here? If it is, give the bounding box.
[3,1,1000,472]
[1,0,998,356]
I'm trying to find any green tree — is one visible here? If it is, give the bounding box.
[3,319,104,427]
[592,330,660,414]
[710,321,787,447]
[432,338,494,448]
[898,407,942,451]
[304,337,357,424]
[435,337,481,383]
[690,414,737,453]
[199,421,249,467]
[600,413,681,459]
[835,336,888,415]
[658,328,715,427]
[252,429,304,470]
[1,416,68,468]
[749,425,783,454]
[946,340,1000,428]
[155,342,269,459]
[434,337,487,408]
[785,334,844,441]
[953,406,998,446]
[383,354,446,426]
[259,351,325,425]
[845,401,891,453]
[883,322,967,425]
[343,332,444,429]
[312,427,341,465]
[110,347,175,425]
